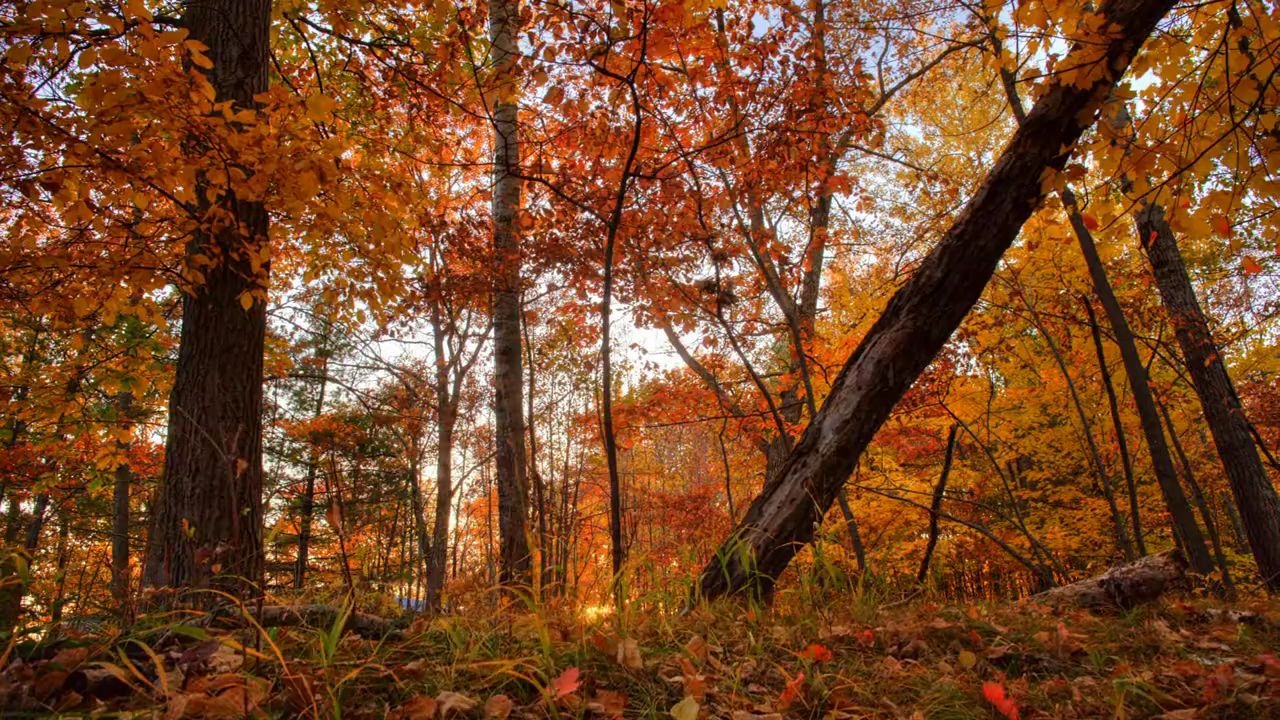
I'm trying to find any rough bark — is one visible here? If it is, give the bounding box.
[489,0,531,589]
[1033,550,1187,610]
[1065,190,1212,571]
[143,0,271,598]
[1138,203,1280,593]
[1157,399,1235,596]
[693,0,1175,602]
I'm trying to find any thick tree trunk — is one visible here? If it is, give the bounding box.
[489,0,531,589]
[693,0,1174,602]
[1137,203,1280,593]
[1065,190,1213,571]
[143,0,271,598]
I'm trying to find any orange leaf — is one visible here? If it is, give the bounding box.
[1211,214,1232,237]
[1242,256,1262,274]
[778,671,804,709]
[982,681,1019,720]
[1080,213,1100,231]
[797,644,833,662]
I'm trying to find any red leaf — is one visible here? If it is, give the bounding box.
[551,667,581,699]
[797,644,833,663]
[778,671,805,709]
[982,681,1019,720]
[1081,213,1100,231]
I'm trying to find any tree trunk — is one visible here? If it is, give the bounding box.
[143,0,271,598]
[489,0,531,589]
[294,353,327,589]
[426,303,455,611]
[1137,202,1280,593]
[693,0,1174,602]
[918,425,959,583]
[1015,283,1134,559]
[1065,189,1212,571]
[111,390,134,613]
[0,493,47,633]
[1157,399,1235,596]
[1083,298,1147,556]
[523,311,551,594]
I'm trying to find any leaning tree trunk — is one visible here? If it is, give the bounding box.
[1065,190,1213,572]
[489,0,531,589]
[143,0,271,597]
[693,0,1176,602]
[1137,203,1280,593]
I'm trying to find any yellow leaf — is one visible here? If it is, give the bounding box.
[125,0,153,22]
[958,649,977,670]
[1211,213,1232,237]
[306,93,337,122]
[239,292,254,310]
[670,696,699,720]
[189,49,214,69]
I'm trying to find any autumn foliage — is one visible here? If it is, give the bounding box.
[0,0,1279,716]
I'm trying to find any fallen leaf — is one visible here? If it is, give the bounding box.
[484,694,514,720]
[389,695,438,720]
[551,667,581,699]
[616,638,642,669]
[437,691,477,718]
[670,695,699,720]
[958,650,977,670]
[982,681,1019,720]
[778,671,805,709]
[797,644,832,663]
[587,689,627,718]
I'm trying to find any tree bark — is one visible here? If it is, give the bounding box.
[918,425,959,583]
[1082,298,1147,556]
[1033,549,1187,610]
[426,302,456,611]
[489,0,531,590]
[144,0,271,598]
[1065,189,1212,571]
[1137,202,1280,592]
[294,350,328,589]
[693,0,1175,602]
[0,493,46,633]
[1157,399,1235,596]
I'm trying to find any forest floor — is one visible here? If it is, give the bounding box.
[4,586,1279,719]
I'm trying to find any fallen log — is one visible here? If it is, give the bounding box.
[210,604,404,640]
[1032,550,1188,610]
